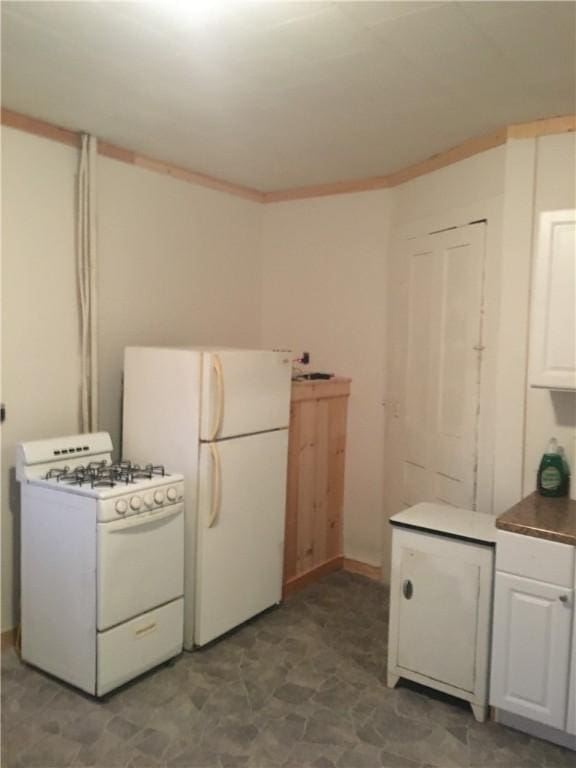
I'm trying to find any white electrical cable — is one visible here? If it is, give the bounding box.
[77,134,98,432]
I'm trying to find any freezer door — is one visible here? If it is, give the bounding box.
[200,349,291,441]
[195,429,288,645]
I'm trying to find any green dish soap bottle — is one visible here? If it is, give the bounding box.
[537,438,569,497]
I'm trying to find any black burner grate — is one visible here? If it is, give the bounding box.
[45,460,167,488]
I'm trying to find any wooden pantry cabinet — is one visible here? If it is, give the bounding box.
[283,377,351,593]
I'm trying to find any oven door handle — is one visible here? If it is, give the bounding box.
[107,505,182,532]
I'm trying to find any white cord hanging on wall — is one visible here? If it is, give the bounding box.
[77,133,98,432]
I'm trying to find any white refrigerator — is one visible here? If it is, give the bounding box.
[122,347,291,650]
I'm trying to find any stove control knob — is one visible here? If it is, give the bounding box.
[166,487,177,502]
[115,499,128,515]
[130,496,142,511]
[144,493,154,508]
[154,489,165,505]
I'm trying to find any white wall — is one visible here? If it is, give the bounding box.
[97,157,262,450]
[523,133,576,493]
[260,191,391,567]
[392,146,506,229]
[1,130,262,631]
[1,128,80,631]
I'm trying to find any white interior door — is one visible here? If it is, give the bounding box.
[200,350,291,441]
[195,429,288,646]
[389,224,486,512]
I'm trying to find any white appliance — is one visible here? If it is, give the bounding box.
[123,347,291,649]
[387,503,496,723]
[16,432,185,696]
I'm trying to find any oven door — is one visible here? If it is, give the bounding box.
[97,504,184,631]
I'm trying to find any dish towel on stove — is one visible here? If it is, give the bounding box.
[77,133,98,432]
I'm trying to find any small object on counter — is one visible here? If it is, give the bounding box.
[559,445,571,483]
[537,438,569,497]
[295,372,334,380]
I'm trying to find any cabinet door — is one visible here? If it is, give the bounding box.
[567,585,576,736]
[396,545,480,692]
[490,572,573,729]
[529,209,576,390]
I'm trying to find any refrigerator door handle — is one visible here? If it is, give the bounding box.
[207,442,221,528]
[211,354,224,440]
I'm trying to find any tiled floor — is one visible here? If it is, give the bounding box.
[1,571,574,768]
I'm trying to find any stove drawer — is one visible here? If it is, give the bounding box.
[97,598,183,695]
[97,504,184,630]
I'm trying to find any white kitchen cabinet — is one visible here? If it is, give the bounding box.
[566,558,576,737]
[490,572,573,729]
[529,209,576,390]
[387,504,496,722]
[491,529,576,741]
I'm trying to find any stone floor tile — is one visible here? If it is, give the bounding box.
[106,714,141,742]
[303,717,357,749]
[220,754,250,768]
[70,731,127,768]
[274,683,316,706]
[132,727,171,760]
[165,744,220,767]
[379,749,421,768]
[535,737,576,767]
[283,741,345,768]
[18,733,80,768]
[61,709,114,748]
[336,743,384,767]
[2,572,575,768]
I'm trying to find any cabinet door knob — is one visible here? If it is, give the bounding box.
[558,594,569,603]
[402,579,413,600]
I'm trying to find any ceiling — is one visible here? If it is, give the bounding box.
[2,1,575,192]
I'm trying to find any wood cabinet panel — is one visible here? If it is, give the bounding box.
[283,378,350,591]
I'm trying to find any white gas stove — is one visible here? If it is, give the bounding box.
[16,431,184,520]
[17,431,185,696]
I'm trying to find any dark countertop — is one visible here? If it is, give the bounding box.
[496,492,576,546]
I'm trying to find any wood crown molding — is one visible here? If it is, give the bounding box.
[2,108,575,204]
[1,108,264,203]
[265,128,508,201]
[507,114,576,140]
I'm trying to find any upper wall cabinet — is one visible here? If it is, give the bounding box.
[529,210,576,390]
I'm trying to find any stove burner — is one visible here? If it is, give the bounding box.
[91,478,117,488]
[46,467,70,479]
[45,460,166,489]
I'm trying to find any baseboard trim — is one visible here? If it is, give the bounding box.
[1,628,16,651]
[495,708,576,751]
[342,558,382,582]
[283,556,344,596]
